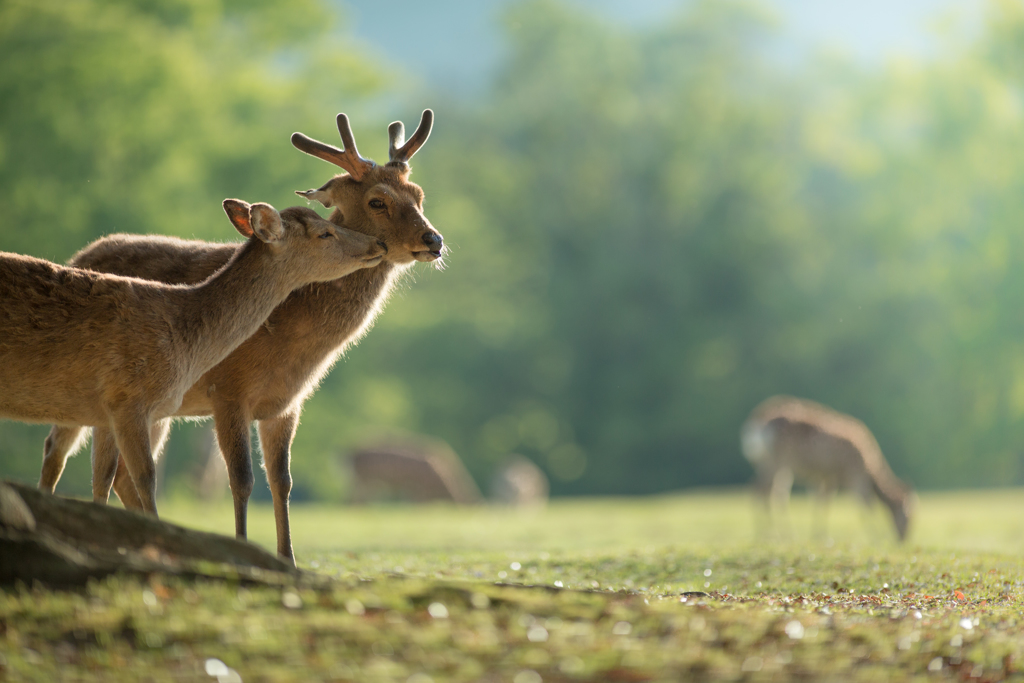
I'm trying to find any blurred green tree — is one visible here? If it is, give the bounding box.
[327,0,1024,496]
[8,0,1024,503]
[325,0,830,494]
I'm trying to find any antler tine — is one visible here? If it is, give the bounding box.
[335,113,362,160]
[388,109,434,164]
[290,132,349,170]
[290,113,376,181]
[388,120,406,158]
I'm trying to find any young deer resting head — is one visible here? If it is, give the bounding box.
[291,110,444,265]
[221,200,387,280]
[7,198,383,516]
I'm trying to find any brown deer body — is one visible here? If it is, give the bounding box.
[39,111,442,563]
[741,396,915,542]
[6,200,383,515]
[348,439,482,505]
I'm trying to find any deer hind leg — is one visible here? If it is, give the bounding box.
[109,411,159,515]
[112,457,143,510]
[257,410,299,564]
[39,425,88,493]
[812,482,832,542]
[212,404,254,540]
[112,419,172,510]
[91,426,121,503]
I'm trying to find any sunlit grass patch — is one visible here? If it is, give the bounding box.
[160,486,1024,559]
[5,488,1024,681]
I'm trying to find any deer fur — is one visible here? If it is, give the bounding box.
[6,200,383,515]
[39,111,442,563]
[741,395,915,542]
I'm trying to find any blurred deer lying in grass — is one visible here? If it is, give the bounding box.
[4,200,383,516]
[741,396,915,542]
[39,111,442,563]
[490,455,549,508]
[348,438,482,505]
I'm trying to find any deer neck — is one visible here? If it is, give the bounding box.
[170,239,299,382]
[869,466,906,512]
[277,260,407,354]
[330,259,402,315]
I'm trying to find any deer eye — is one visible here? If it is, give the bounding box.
[319,231,333,239]
[369,198,386,210]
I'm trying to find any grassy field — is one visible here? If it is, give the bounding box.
[4,488,1024,681]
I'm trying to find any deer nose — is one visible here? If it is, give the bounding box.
[376,239,388,254]
[422,232,443,249]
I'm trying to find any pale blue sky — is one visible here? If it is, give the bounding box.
[339,0,979,93]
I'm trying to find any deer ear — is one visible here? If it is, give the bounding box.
[295,187,334,208]
[249,202,285,243]
[222,199,254,238]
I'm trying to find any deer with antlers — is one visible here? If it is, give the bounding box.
[741,396,916,542]
[39,111,441,563]
[4,200,383,515]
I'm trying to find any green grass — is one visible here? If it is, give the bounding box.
[4,489,1024,681]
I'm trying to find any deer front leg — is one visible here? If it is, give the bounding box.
[769,467,795,540]
[111,419,172,510]
[109,411,159,515]
[212,404,254,540]
[812,482,832,542]
[39,425,88,493]
[751,467,775,539]
[257,410,299,564]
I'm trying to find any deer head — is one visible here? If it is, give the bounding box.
[889,487,917,543]
[291,110,443,266]
[221,199,386,281]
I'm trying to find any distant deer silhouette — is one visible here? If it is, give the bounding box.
[40,111,441,563]
[348,438,482,505]
[741,396,915,542]
[5,199,382,516]
[490,456,549,508]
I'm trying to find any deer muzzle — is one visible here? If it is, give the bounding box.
[413,230,444,262]
[362,239,388,264]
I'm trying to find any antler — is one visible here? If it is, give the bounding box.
[291,113,376,181]
[388,109,434,165]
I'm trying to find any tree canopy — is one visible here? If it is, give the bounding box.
[4,0,1024,499]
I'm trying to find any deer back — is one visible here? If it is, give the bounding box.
[65,231,393,419]
[0,253,190,424]
[70,233,237,283]
[743,396,912,503]
[0,202,383,428]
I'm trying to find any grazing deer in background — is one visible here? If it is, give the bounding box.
[5,200,383,515]
[39,110,443,563]
[741,395,915,542]
[348,438,482,505]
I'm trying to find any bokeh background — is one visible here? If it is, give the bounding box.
[2,0,1021,502]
